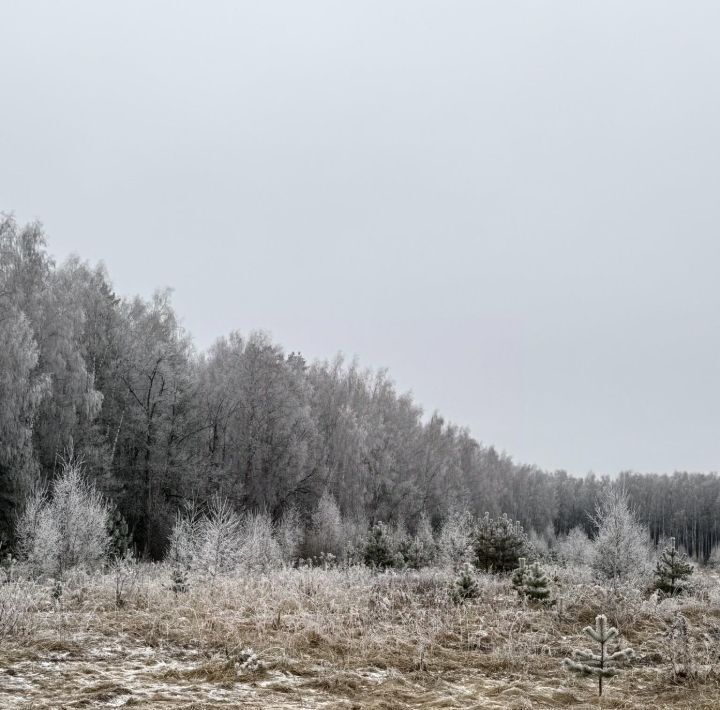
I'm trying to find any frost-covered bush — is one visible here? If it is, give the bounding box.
[401,513,437,569]
[197,497,244,579]
[167,499,283,576]
[167,501,203,571]
[17,460,110,577]
[437,509,474,569]
[556,526,593,568]
[305,490,344,560]
[341,510,370,564]
[276,507,303,563]
[238,511,283,571]
[590,487,651,592]
[0,580,40,640]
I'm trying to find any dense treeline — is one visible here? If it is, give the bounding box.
[2,215,720,560]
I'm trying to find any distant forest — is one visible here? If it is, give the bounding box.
[1,215,719,560]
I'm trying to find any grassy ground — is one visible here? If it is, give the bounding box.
[1,564,720,709]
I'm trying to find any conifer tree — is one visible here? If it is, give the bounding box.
[563,614,634,696]
[451,561,479,603]
[522,562,551,603]
[364,523,395,570]
[473,513,528,573]
[512,557,527,594]
[654,537,693,596]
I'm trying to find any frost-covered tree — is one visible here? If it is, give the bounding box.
[166,501,202,572]
[238,511,283,571]
[563,614,634,696]
[306,490,344,560]
[654,537,693,596]
[590,487,650,592]
[555,526,593,567]
[198,497,243,581]
[437,509,474,569]
[17,459,110,576]
[276,506,303,563]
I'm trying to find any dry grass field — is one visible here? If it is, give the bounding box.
[2,564,720,709]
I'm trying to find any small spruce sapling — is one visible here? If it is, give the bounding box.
[563,614,634,696]
[451,562,480,603]
[654,537,693,596]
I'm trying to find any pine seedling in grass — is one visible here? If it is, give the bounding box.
[654,537,693,596]
[563,614,634,696]
[522,562,551,603]
[451,562,479,604]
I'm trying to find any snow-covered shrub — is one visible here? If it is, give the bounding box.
[167,501,283,575]
[590,487,651,592]
[402,513,437,569]
[341,510,369,564]
[110,550,140,608]
[276,507,303,563]
[17,460,110,577]
[528,525,556,561]
[167,501,203,571]
[197,497,243,580]
[238,511,283,571]
[437,509,474,569]
[0,580,40,640]
[305,490,344,560]
[556,526,593,567]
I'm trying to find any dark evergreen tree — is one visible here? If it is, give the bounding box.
[363,523,395,570]
[654,537,693,595]
[473,513,528,573]
[107,505,133,558]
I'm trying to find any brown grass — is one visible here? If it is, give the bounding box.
[0,564,719,708]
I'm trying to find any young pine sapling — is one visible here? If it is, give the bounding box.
[654,537,693,596]
[563,614,634,696]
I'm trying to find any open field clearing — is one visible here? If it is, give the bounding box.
[2,566,720,709]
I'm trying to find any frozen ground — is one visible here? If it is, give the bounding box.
[1,566,719,709]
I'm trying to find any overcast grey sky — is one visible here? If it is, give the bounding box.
[2,1,720,477]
